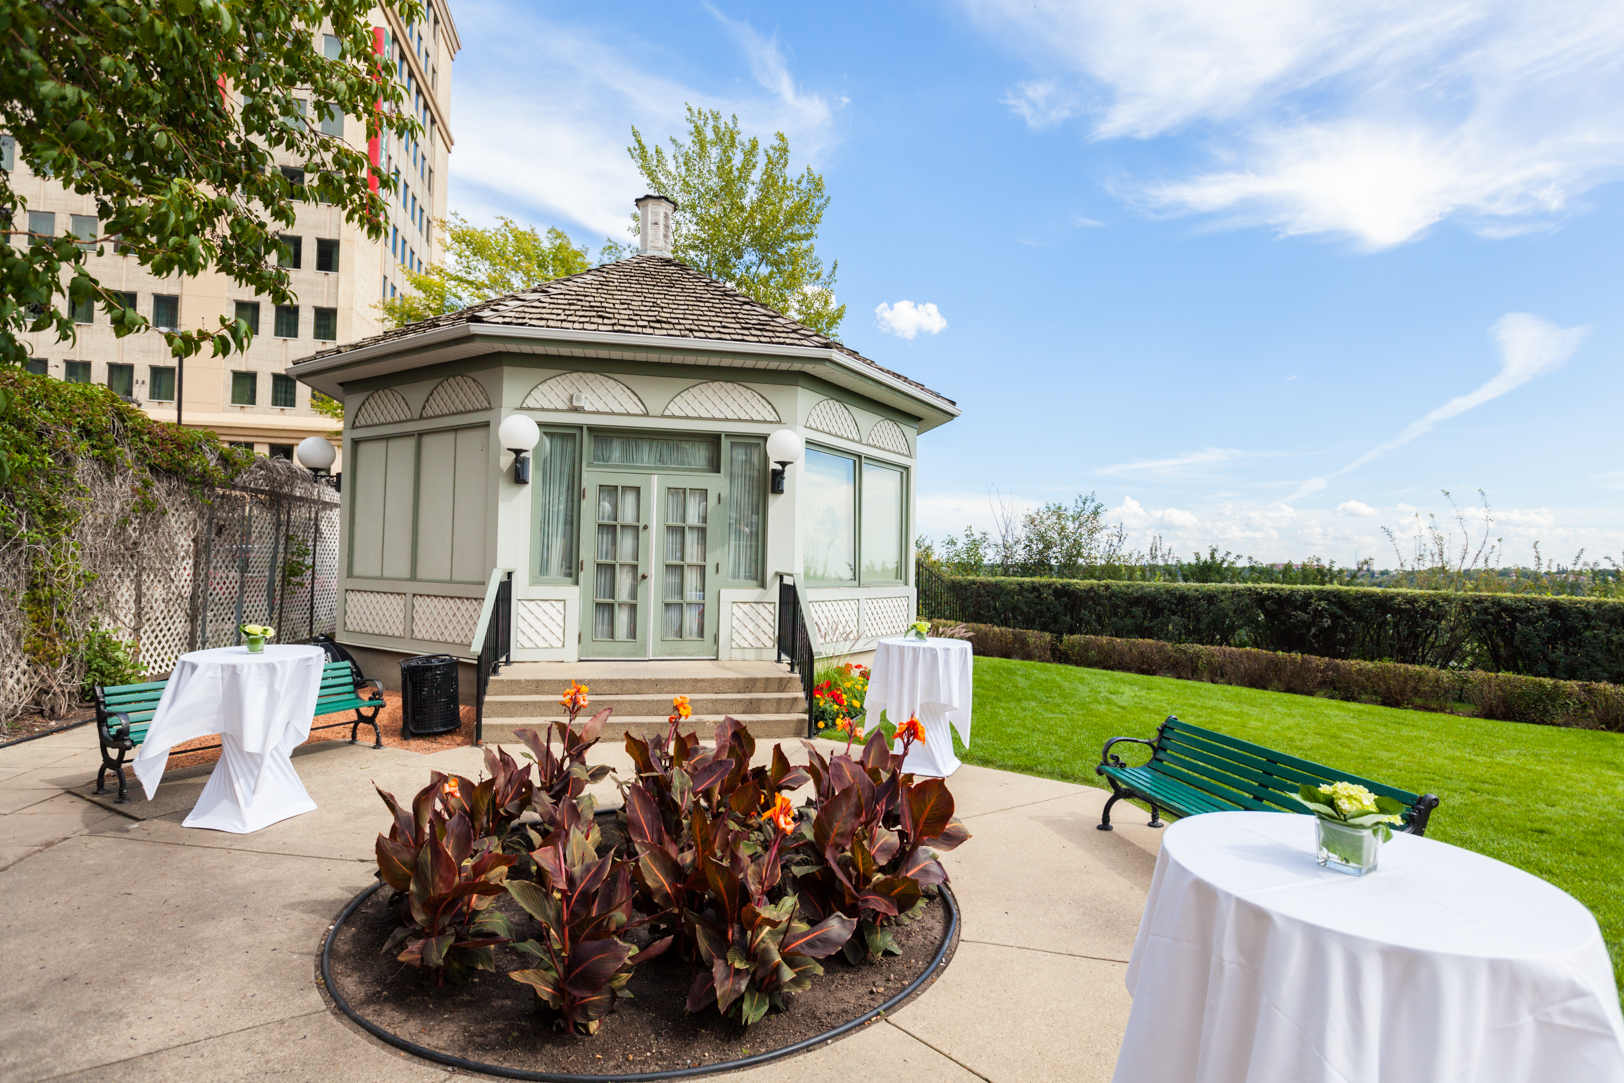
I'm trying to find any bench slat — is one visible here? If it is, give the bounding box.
[1154,743,1323,805]
[1107,766,1239,816]
[1150,756,1285,812]
[1165,721,1421,804]
[101,680,169,695]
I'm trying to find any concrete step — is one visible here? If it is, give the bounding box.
[487,674,802,696]
[482,691,806,719]
[481,714,809,744]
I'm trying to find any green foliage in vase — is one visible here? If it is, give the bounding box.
[1297,781,1406,842]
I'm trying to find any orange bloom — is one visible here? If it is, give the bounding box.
[764,793,795,834]
[671,695,692,720]
[897,714,926,745]
[442,777,461,799]
[559,681,590,712]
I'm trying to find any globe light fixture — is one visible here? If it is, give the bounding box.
[498,414,543,484]
[295,436,339,490]
[766,428,804,494]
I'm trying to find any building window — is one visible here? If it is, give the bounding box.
[317,104,344,138]
[234,301,260,335]
[277,234,302,269]
[0,134,13,172]
[273,304,299,338]
[27,210,53,238]
[152,294,178,330]
[322,33,341,60]
[271,373,297,408]
[114,291,137,313]
[591,434,720,471]
[279,165,305,196]
[804,448,856,583]
[64,360,90,383]
[316,238,339,272]
[231,371,257,405]
[269,443,295,460]
[71,296,94,323]
[149,366,176,401]
[106,362,134,399]
[69,214,98,252]
[313,306,337,341]
[24,358,47,376]
[228,441,254,450]
[861,462,905,582]
[726,441,765,583]
[534,431,579,580]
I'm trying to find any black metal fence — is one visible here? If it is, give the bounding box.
[915,562,964,625]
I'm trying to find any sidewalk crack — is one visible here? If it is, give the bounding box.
[884,1019,995,1081]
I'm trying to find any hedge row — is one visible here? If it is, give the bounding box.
[933,620,1624,733]
[921,575,1624,683]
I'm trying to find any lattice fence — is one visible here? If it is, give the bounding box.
[0,456,340,724]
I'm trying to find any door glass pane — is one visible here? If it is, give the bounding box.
[665,525,684,562]
[727,442,764,582]
[618,525,639,561]
[617,563,637,601]
[667,488,685,524]
[687,526,705,562]
[684,565,705,601]
[804,448,856,582]
[861,462,905,582]
[617,603,637,640]
[598,486,618,522]
[592,483,643,642]
[664,563,682,602]
[597,524,615,561]
[595,564,615,600]
[689,489,707,524]
[684,603,702,639]
[594,603,614,639]
[620,486,639,523]
[663,603,682,638]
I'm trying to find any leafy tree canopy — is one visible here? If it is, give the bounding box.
[628,105,845,338]
[0,0,424,368]
[379,213,592,325]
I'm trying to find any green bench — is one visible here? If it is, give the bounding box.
[94,657,385,803]
[1096,715,1440,836]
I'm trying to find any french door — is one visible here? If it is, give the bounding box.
[580,471,718,658]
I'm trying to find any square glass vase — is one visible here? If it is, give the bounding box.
[906,629,928,642]
[1315,818,1381,876]
[245,636,266,654]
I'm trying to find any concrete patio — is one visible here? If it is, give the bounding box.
[0,723,1164,1082]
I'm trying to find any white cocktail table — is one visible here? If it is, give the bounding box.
[132,644,325,833]
[864,636,973,777]
[1114,810,1624,1083]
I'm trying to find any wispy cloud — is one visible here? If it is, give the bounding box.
[1098,447,1273,477]
[875,300,948,339]
[967,0,1624,246]
[1285,312,1587,501]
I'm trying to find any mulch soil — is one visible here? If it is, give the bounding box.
[0,704,96,745]
[324,818,957,1077]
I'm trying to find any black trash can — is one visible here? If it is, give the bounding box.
[399,654,461,737]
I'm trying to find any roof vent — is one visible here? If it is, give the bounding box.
[635,194,677,258]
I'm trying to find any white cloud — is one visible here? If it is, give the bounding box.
[1336,500,1378,517]
[447,8,837,241]
[1285,312,1586,501]
[968,0,1624,246]
[1112,496,1200,529]
[875,300,948,339]
[1098,447,1263,477]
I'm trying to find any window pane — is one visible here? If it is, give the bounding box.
[0,134,13,172]
[71,297,93,323]
[152,294,179,330]
[27,210,53,237]
[234,301,259,335]
[313,306,337,340]
[64,361,90,383]
[280,165,305,195]
[318,104,344,137]
[274,304,299,337]
[231,371,257,405]
[804,448,856,582]
[106,363,133,398]
[149,366,175,401]
[277,234,302,269]
[69,214,97,252]
[269,444,294,460]
[25,358,47,376]
[115,291,136,313]
[316,238,339,272]
[861,463,904,582]
[271,373,297,407]
[591,434,718,470]
[726,442,763,582]
[534,432,578,578]
[322,33,342,60]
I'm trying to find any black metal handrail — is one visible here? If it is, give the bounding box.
[775,573,818,736]
[915,561,963,624]
[471,570,514,745]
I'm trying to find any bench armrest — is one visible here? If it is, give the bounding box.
[1403,794,1441,836]
[1097,736,1157,773]
[98,710,134,749]
[359,678,384,701]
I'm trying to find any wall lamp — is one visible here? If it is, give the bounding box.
[499,414,542,484]
[766,429,804,494]
[295,436,340,492]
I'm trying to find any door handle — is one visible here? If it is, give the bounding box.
[640,572,649,579]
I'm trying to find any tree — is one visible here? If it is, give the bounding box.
[628,106,845,338]
[0,0,424,368]
[379,213,592,326]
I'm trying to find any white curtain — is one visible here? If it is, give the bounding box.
[535,432,578,579]
[727,441,763,582]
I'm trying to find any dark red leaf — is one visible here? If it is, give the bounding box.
[562,938,631,996]
[637,847,685,907]
[688,759,732,794]
[780,912,856,959]
[375,834,415,892]
[921,819,971,852]
[685,969,716,1012]
[813,785,860,853]
[907,777,955,841]
[624,782,664,848]
[637,935,674,964]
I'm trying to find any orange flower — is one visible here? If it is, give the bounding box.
[442,777,461,799]
[764,793,795,834]
[897,714,926,745]
[671,695,692,720]
[559,681,589,712]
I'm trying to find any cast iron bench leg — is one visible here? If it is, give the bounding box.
[1147,803,1165,828]
[1098,790,1124,831]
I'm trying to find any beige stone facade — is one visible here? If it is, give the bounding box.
[7,0,458,461]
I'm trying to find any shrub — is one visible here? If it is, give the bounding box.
[76,626,142,698]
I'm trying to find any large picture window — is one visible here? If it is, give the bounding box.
[534,430,580,580]
[861,462,904,582]
[804,448,856,583]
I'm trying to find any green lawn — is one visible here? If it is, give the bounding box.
[938,656,1624,991]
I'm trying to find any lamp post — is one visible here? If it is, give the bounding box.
[499,414,542,484]
[295,436,339,491]
[766,429,803,494]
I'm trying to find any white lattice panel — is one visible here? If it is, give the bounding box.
[866,418,911,457]
[664,381,779,422]
[345,590,406,636]
[862,596,911,638]
[806,398,860,441]
[730,601,777,648]
[515,599,566,650]
[352,388,411,427]
[419,374,491,418]
[412,594,482,644]
[809,598,860,646]
[521,372,647,414]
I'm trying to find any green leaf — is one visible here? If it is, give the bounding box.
[738,988,770,1026]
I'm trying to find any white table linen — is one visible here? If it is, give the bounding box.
[132,645,325,833]
[1114,810,1624,1083]
[864,636,973,777]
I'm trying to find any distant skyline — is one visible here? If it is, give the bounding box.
[447,1,1624,565]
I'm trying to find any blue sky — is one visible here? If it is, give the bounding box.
[445,0,1624,566]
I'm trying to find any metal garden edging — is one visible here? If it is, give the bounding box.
[320,880,960,1081]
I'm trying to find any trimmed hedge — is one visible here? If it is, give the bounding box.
[934,620,1624,733]
[921,576,1624,683]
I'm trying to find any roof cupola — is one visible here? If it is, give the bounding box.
[635,194,677,258]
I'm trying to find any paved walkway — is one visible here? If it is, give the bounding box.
[0,723,1164,1082]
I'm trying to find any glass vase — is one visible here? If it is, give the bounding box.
[1316,818,1381,876]
[245,636,266,654]
[907,629,928,641]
